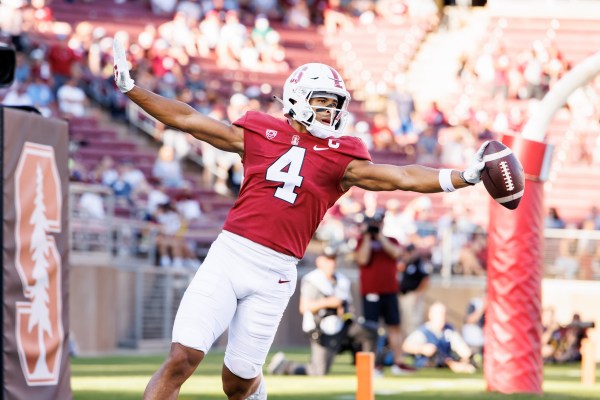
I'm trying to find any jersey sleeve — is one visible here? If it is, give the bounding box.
[232,111,263,134]
[342,136,371,162]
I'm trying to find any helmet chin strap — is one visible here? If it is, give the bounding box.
[307,121,343,139]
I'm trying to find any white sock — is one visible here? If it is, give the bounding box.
[245,375,266,400]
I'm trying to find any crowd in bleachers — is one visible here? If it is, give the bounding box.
[2,0,600,275]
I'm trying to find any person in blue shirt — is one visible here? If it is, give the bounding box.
[402,302,475,373]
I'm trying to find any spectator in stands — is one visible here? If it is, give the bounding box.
[439,125,471,167]
[323,0,353,35]
[416,126,442,164]
[14,52,31,84]
[398,243,430,338]
[110,166,135,208]
[239,38,261,71]
[120,160,148,194]
[545,207,566,229]
[285,0,311,28]
[258,29,289,73]
[355,210,414,374]
[582,206,600,230]
[459,226,487,276]
[27,75,54,117]
[491,45,510,100]
[522,48,545,100]
[267,245,377,376]
[57,77,88,118]
[250,0,279,19]
[151,0,178,16]
[387,74,416,137]
[176,0,203,24]
[402,302,475,373]
[434,205,484,276]
[423,101,447,137]
[353,120,373,150]
[145,179,170,217]
[382,198,410,245]
[158,11,200,57]
[371,112,395,151]
[175,184,203,224]
[251,14,273,54]
[154,201,199,269]
[163,128,193,160]
[78,191,106,220]
[216,10,247,68]
[47,36,80,95]
[153,144,184,188]
[93,155,118,186]
[198,10,223,57]
[1,82,33,108]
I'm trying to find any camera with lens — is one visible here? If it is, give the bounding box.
[364,211,384,237]
[367,224,380,235]
[0,42,16,88]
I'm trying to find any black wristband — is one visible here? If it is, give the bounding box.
[460,171,476,185]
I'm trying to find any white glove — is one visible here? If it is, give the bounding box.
[113,39,134,93]
[461,141,489,184]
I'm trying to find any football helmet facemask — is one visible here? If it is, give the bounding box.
[282,63,351,139]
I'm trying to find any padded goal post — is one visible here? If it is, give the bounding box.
[485,49,600,395]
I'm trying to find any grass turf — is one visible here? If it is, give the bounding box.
[71,349,600,399]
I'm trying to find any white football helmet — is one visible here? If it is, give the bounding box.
[282,63,351,139]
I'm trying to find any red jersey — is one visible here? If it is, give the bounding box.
[223,111,371,258]
[357,236,400,295]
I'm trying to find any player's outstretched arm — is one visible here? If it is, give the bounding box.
[113,39,243,155]
[341,142,488,193]
[341,161,467,192]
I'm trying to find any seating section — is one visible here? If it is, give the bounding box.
[52,3,600,258]
[327,19,429,106]
[482,15,600,224]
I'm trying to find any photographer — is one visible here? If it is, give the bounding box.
[267,246,376,376]
[355,211,414,374]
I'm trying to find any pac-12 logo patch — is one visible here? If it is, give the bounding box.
[291,135,300,145]
[266,130,278,140]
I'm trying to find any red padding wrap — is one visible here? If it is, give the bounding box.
[484,178,544,394]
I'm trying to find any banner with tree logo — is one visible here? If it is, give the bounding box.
[2,107,71,400]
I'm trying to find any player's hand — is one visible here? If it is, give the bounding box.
[113,38,134,93]
[462,141,489,184]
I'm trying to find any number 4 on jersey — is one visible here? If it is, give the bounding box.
[266,146,306,204]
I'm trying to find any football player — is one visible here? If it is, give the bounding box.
[113,39,487,400]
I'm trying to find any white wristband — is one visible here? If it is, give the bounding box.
[439,169,456,192]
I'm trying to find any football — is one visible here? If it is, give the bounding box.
[481,140,525,210]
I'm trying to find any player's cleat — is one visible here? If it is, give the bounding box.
[390,363,417,375]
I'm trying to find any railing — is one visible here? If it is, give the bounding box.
[435,226,600,282]
[68,183,600,349]
[69,183,221,263]
[115,264,194,349]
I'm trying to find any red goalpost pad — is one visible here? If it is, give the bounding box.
[484,135,553,394]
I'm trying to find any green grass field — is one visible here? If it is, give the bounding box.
[71,349,600,399]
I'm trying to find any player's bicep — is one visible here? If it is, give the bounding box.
[182,113,244,155]
[341,159,403,191]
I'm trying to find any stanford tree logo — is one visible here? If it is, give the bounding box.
[14,142,64,386]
